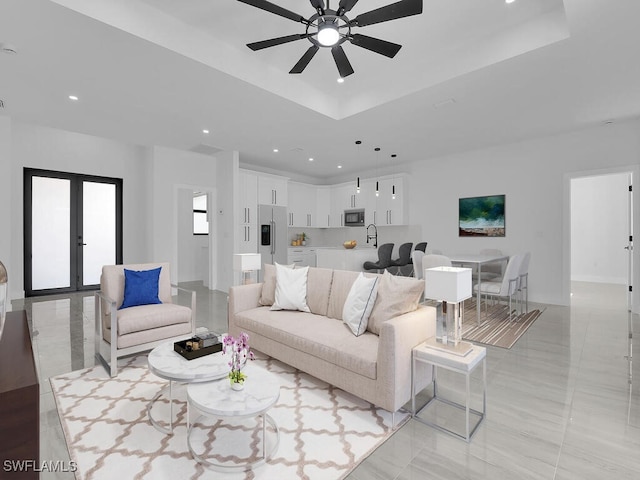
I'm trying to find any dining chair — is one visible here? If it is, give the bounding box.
[389,242,413,275]
[473,254,523,322]
[422,254,453,270]
[517,252,531,314]
[477,248,503,281]
[411,250,425,279]
[414,242,428,253]
[363,243,394,274]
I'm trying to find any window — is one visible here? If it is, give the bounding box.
[193,193,209,235]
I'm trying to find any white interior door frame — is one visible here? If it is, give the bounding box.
[563,164,639,313]
[173,184,217,291]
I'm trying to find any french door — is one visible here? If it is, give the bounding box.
[24,168,122,296]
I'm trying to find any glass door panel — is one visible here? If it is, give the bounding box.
[31,176,71,290]
[82,181,116,286]
[25,168,122,296]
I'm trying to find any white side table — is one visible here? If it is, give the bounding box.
[147,340,229,434]
[411,340,487,442]
[187,365,280,471]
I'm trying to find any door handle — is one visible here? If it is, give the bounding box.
[624,246,633,250]
[78,242,87,246]
[271,220,276,255]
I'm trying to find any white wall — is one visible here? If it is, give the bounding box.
[405,120,640,309]
[571,173,629,284]
[149,146,218,288]
[218,150,238,293]
[0,117,11,309]
[7,121,150,299]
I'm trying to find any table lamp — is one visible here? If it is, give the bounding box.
[233,253,261,285]
[424,266,473,356]
[0,260,7,341]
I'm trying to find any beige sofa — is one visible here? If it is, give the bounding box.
[229,266,436,413]
[95,262,196,377]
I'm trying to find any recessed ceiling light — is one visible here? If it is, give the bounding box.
[202,129,210,134]
[337,165,342,169]
[337,78,345,84]
[308,157,314,162]
[505,0,516,4]
[273,148,279,153]
[68,95,79,101]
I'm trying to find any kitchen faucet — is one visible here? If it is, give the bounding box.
[366,224,378,248]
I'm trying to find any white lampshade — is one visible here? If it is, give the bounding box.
[424,266,472,303]
[233,253,261,272]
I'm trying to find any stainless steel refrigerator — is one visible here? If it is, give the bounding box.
[258,205,288,274]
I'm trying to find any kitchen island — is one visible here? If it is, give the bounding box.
[315,247,378,272]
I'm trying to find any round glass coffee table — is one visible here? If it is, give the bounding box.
[187,365,280,471]
[147,339,229,434]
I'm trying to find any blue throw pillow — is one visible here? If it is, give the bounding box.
[119,267,163,309]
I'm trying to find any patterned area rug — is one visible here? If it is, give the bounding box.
[50,355,407,480]
[461,299,544,349]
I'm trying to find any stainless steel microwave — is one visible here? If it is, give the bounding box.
[344,209,365,226]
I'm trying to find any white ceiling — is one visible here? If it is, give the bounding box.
[1,0,639,183]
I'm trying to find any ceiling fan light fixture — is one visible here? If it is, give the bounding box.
[317,21,340,47]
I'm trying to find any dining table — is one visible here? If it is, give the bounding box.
[449,253,510,326]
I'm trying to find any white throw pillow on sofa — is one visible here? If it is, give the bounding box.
[271,264,311,312]
[343,273,379,336]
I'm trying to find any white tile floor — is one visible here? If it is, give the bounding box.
[12,281,640,479]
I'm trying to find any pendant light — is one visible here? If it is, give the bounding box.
[391,154,397,200]
[355,140,362,193]
[374,147,381,197]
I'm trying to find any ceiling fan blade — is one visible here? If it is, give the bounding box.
[248,34,311,51]
[351,0,422,27]
[290,46,320,74]
[331,45,355,77]
[337,0,360,16]
[237,0,307,24]
[349,33,401,58]
[309,0,325,13]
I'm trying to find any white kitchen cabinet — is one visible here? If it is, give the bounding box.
[329,185,347,227]
[316,187,331,228]
[315,247,378,271]
[288,182,316,227]
[288,247,317,267]
[329,183,361,227]
[258,173,288,206]
[238,170,258,253]
[369,176,407,226]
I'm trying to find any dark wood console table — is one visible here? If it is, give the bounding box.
[0,310,39,479]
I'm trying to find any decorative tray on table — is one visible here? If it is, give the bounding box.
[174,332,223,360]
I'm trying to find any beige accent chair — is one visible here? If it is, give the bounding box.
[95,263,196,376]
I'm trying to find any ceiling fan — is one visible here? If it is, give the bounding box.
[237,0,423,78]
